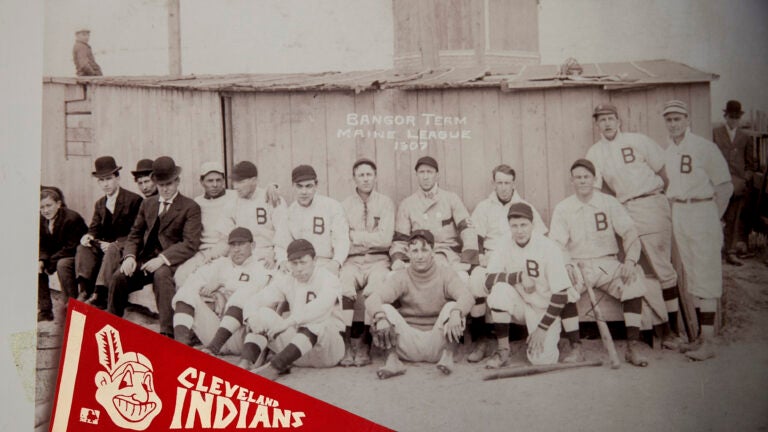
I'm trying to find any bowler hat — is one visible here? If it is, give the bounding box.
[131,159,154,177]
[91,156,122,177]
[723,100,744,116]
[228,227,254,244]
[287,239,316,261]
[150,156,182,183]
[408,229,435,248]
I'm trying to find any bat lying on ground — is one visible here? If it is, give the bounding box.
[483,360,603,380]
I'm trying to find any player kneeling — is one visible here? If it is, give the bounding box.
[364,230,473,379]
[172,227,272,354]
[485,203,576,368]
[242,239,346,380]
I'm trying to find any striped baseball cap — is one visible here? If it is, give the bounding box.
[662,100,689,116]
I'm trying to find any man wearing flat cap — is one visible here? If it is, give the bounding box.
[365,230,473,379]
[713,100,758,265]
[172,227,271,355]
[663,100,733,361]
[274,164,349,275]
[108,156,202,338]
[549,158,651,367]
[585,103,683,350]
[131,159,158,198]
[390,156,479,278]
[72,28,102,77]
[173,161,238,286]
[243,239,346,379]
[338,158,395,367]
[484,202,577,367]
[74,156,143,308]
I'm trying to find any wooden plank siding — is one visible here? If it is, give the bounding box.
[42,83,711,231]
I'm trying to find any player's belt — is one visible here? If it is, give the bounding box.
[347,251,389,258]
[625,191,661,203]
[671,197,714,204]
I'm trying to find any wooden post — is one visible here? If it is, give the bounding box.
[168,0,182,76]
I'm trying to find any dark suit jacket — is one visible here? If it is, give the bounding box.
[39,207,88,272]
[713,125,757,195]
[123,193,202,267]
[87,187,143,242]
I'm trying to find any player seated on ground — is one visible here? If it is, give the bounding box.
[173,227,272,354]
[364,230,474,379]
[468,163,547,363]
[549,159,650,367]
[484,203,577,367]
[339,158,395,367]
[241,239,345,380]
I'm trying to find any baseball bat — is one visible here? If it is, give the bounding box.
[584,283,621,369]
[483,360,603,380]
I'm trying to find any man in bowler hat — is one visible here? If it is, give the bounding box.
[131,158,158,198]
[108,156,202,337]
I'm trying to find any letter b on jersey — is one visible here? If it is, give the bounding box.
[680,155,692,174]
[313,217,325,234]
[256,208,267,225]
[621,147,635,164]
[594,212,608,231]
[526,260,540,278]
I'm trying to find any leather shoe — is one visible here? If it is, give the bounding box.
[725,253,743,266]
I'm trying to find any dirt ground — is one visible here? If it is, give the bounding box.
[39,258,768,431]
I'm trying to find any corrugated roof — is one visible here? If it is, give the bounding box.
[43,59,717,93]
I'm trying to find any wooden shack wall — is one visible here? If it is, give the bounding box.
[41,83,224,222]
[42,82,710,224]
[229,83,711,223]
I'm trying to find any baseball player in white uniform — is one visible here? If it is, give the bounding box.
[243,239,346,380]
[173,161,238,286]
[467,164,546,362]
[274,164,350,276]
[172,227,271,355]
[586,103,682,349]
[485,202,574,367]
[390,156,479,278]
[662,100,733,361]
[339,158,394,367]
[549,159,650,367]
[365,230,474,379]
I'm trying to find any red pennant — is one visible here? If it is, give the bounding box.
[49,300,390,431]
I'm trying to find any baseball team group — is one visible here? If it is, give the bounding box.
[38,97,755,380]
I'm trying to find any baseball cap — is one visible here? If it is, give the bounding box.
[408,229,435,248]
[414,156,438,172]
[199,161,225,178]
[352,158,377,173]
[228,227,253,244]
[507,202,534,221]
[662,100,689,116]
[570,158,596,176]
[593,103,618,118]
[231,161,258,181]
[292,165,317,183]
[287,239,316,261]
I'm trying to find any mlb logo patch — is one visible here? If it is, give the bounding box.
[79,408,100,425]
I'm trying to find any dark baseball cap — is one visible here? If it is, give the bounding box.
[414,156,438,172]
[593,103,618,118]
[352,158,377,173]
[287,238,316,261]
[292,165,317,184]
[507,202,534,221]
[570,158,596,176]
[408,229,435,248]
[228,227,253,244]
[231,161,258,181]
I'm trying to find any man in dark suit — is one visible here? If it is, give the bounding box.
[132,158,158,198]
[108,156,202,337]
[75,156,143,308]
[713,100,758,265]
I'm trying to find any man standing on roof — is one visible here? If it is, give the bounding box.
[72,28,102,76]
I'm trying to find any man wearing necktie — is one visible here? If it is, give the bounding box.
[108,156,202,338]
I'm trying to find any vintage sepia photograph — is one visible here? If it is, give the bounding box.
[2,0,767,430]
